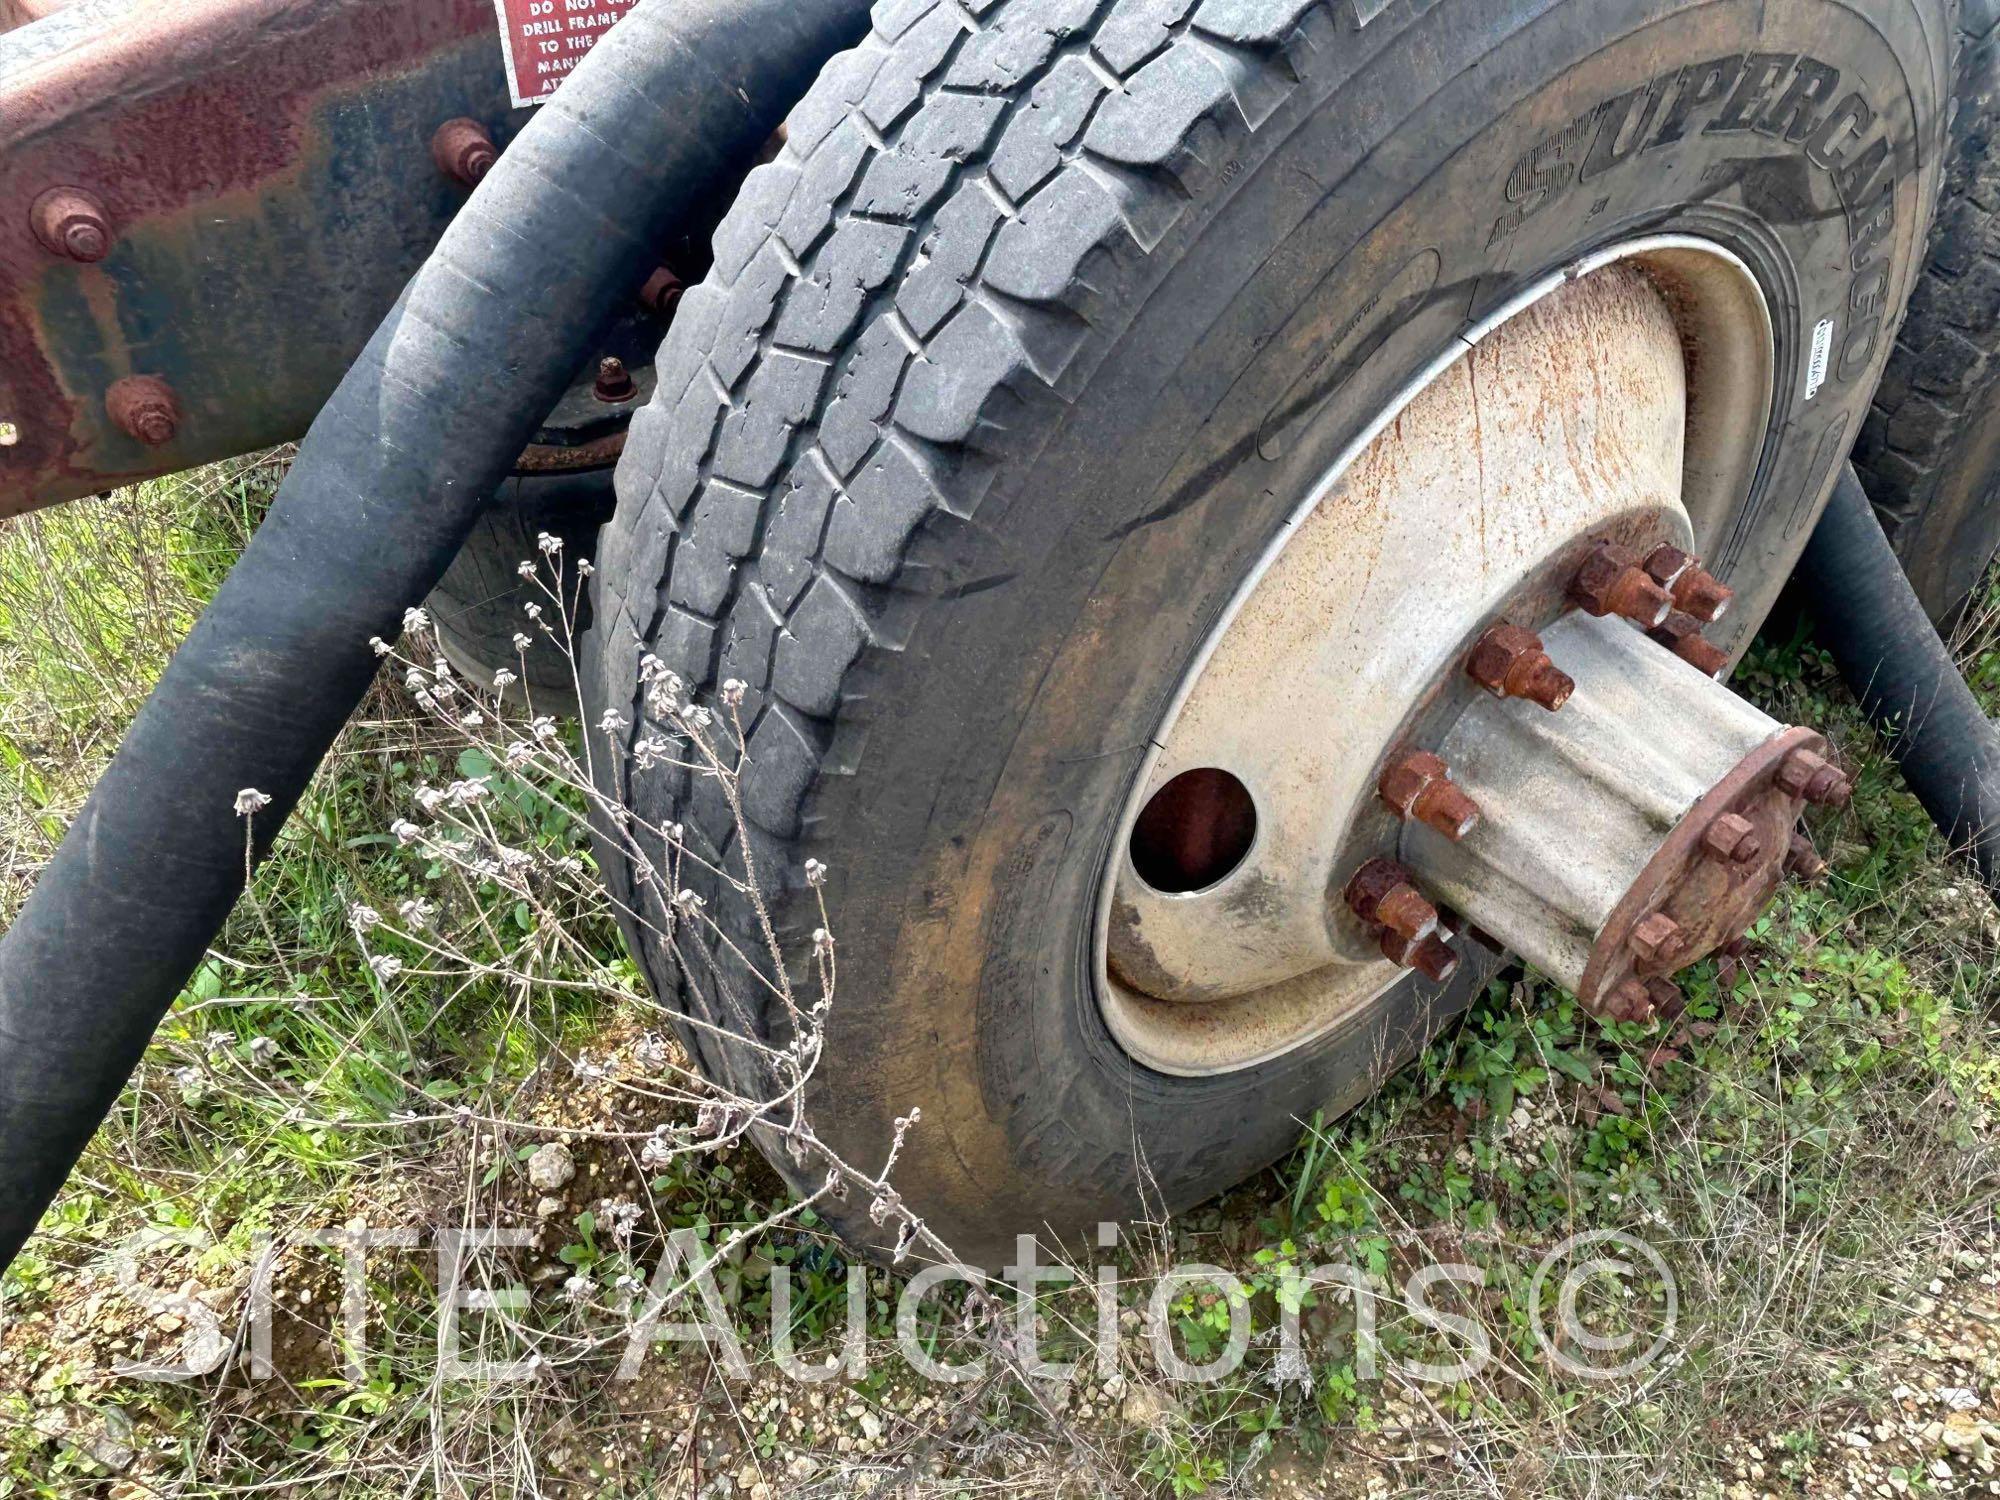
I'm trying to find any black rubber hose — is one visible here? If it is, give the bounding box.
[1799,466,2000,889]
[0,0,870,1270]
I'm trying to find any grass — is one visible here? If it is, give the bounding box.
[0,461,1994,1497]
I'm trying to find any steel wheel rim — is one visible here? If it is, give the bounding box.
[1095,236,1777,1078]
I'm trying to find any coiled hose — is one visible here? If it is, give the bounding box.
[0,0,870,1271]
[1798,467,2000,890]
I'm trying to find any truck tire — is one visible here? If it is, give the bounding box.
[1856,4,2000,622]
[430,472,613,717]
[588,0,1950,1266]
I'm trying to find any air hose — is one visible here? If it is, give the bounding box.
[0,0,870,1270]
[1798,467,2000,891]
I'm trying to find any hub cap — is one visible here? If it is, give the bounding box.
[1098,240,1822,1077]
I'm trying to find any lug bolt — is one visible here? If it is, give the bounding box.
[1775,747,1852,808]
[1344,858,1455,981]
[1378,750,1481,841]
[1466,622,1575,711]
[1785,832,1828,883]
[1570,540,1675,628]
[432,118,499,187]
[1642,543,1734,623]
[1701,812,1763,866]
[593,356,637,404]
[30,186,111,263]
[640,266,684,318]
[1343,859,1437,939]
[105,375,179,446]
[1630,911,1687,966]
[1647,610,1729,679]
[1382,929,1459,983]
[1600,978,1657,1024]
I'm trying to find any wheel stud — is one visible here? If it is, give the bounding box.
[1701,812,1762,865]
[1630,911,1687,966]
[1570,540,1675,628]
[1642,543,1734,624]
[1776,747,1852,808]
[1785,832,1828,883]
[1466,622,1574,711]
[1385,930,1459,983]
[1379,750,1481,841]
[1648,610,1729,678]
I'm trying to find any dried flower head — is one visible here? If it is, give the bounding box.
[234,788,272,817]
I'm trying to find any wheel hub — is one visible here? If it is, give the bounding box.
[1099,244,1833,1076]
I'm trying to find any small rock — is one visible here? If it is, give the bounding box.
[535,1196,564,1219]
[527,1143,575,1192]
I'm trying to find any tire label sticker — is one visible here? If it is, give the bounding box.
[1806,318,1834,400]
[493,0,639,108]
[1488,54,1904,397]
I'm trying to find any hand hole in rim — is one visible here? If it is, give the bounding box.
[1129,767,1257,894]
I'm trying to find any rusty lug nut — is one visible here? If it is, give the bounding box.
[1600,978,1657,1025]
[30,186,111,263]
[1399,931,1460,984]
[1647,610,1729,679]
[1776,747,1853,808]
[105,375,179,447]
[432,117,499,187]
[1630,911,1688,966]
[1701,812,1763,866]
[1785,832,1828,883]
[593,356,638,404]
[1570,540,1675,628]
[1378,750,1481,842]
[639,266,684,318]
[1343,858,1439,945]
[1642,543,1734,624]
[1466,622,1575,711]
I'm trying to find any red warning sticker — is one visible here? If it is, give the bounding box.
[493,0,640,108]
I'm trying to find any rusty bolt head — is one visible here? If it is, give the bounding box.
[1343,858,1438,945]
[1641,543,1694,589]
[30,187,110,263]
[105,376,179,447]
[1648,611,1729,679]
[1785,832,1828,883]
[1630,911,1687,966]
[1570,540,1675,628]
[1466,622,1575,711]
[1378,750,1481,842]
[1399,931,1460,984]
[1600,978,1657,1025]
[1701,812,1763,866]
[1672,567,1733,624]
[1642,543,1734,623]
[639,266,684,318]
[431,118,499,187]
[594,356,637,404]
[1776,747,1851,807]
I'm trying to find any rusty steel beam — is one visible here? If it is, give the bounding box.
[0,0,531,516]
